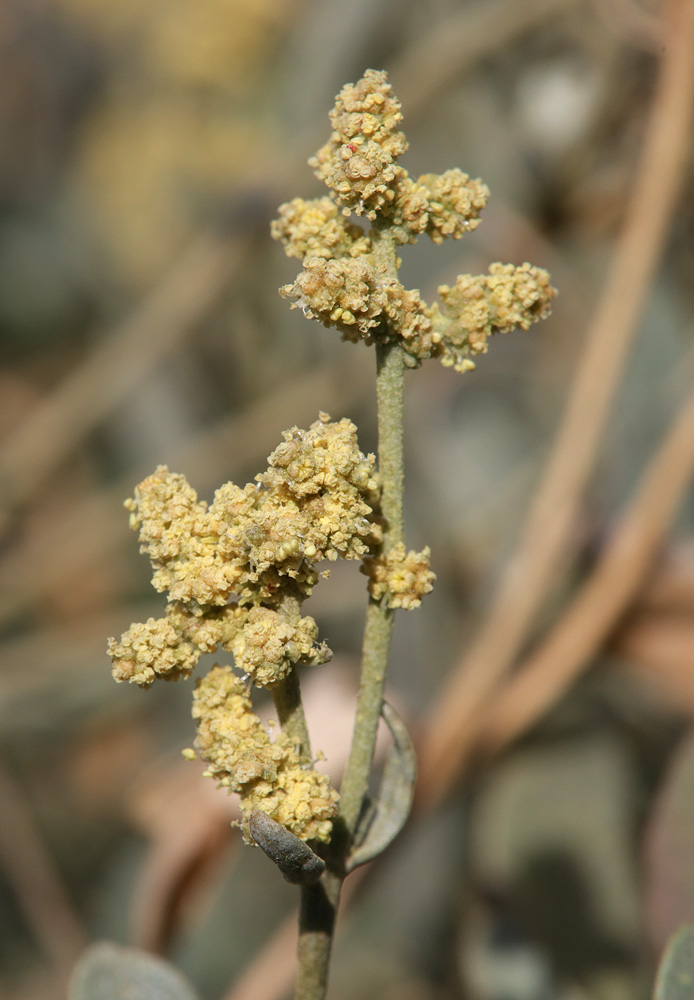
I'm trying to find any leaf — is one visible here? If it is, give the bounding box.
[654,926,694,1000]
[347,700,416,871]
[249,809,325,884]
[69,941,201,1000]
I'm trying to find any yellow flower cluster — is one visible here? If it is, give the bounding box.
[273,70,556,372]
[192,666,338,843]
[309,69,408,220]
[108,603,246,685]
[231,606,330,688]
[394,170,489,244]
[433,263,556,368]
[363,543,436,610]
[108,414,380,688]
[271,197,370,261]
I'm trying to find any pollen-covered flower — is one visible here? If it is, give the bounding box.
[108,415,380,687]
[192,666,338,842]
[281,255,382,339]
[363,543,435,610]
[109,603,249,687]
[273,69,555,373]
[434,262,556,371]
[260,413,379,504]
[409,170,490,244]
[309,69,407,220]
[124,466,243,606]
[108,615,200,686]
[231,607,330,687]
[271,197,370,260]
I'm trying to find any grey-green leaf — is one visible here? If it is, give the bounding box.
[69,942,200,1000]
[654,926,694,1000]
[249,809,326,884]
[347,700,416,871]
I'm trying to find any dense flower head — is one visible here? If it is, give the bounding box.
[108,602,248,686]
[108,615,200,686]
[432,263,556,371]
[363,543,436,610]
[281,256,382,339]
[271,197,370,260]
[394,170,490,244]
[273,69,556,372]
[231,606,330,687]
[309,69,408,220]
[108,414,380,688]
[192,666,338,842]
[125,467,241,607]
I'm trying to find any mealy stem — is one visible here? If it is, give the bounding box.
[339,226,405,835]
[296,870,342,1000]
[338,337,405,834]
[271,587,312,761]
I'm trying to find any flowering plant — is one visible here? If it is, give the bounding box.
[108,69,555,999]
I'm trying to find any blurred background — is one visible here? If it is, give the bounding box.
[1,0,694,998]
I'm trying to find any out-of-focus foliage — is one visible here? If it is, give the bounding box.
[653,926,694,1000]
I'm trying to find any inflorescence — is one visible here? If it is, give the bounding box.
[109,68,554,852]
[272,69,556,373]
[108,413,433,842]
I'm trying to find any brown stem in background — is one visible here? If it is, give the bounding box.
[418,0,694,808]
[476,377,694,756]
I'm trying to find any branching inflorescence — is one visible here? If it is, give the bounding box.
[108,68,555,998]
[273,69,555,374]
[108,414,396,840]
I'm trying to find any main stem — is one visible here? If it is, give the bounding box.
[296,229,406,1000]
[338,338,405,834]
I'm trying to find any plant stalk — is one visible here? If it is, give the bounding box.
[271,587,312,761]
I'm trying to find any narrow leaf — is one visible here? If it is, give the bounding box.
[249,809,326,884]
[347,700,416,871]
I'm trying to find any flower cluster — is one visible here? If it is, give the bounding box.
[191,666,338,843]
[108,414,382,843]
[108,413,380,689]
[362,543,435,610]
[273,69,556,372]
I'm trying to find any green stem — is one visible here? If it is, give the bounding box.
[271,588,312,761]
[338,338,405,834]
[271,671,312,762]
[296,870,342,1000]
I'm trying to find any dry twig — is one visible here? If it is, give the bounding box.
[476,379,694,753]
